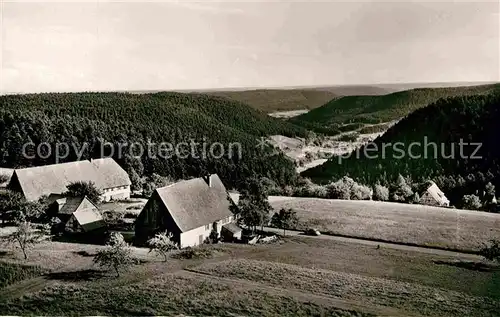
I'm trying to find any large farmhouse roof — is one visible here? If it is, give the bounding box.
[155,174,233,232]
[11,158,131,201]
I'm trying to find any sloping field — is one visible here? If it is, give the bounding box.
[1,234,499,316]
[194,259,499,317]
[0,273,369,317]
[269,197,500,251]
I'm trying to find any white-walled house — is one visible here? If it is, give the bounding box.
[8,158,131,202]
[419,181,450,207]
[135,174,240,248]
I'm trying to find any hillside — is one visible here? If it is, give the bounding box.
[207,89,339,113]
[302,93,500,206]
[290,84,500,134]
[0,92,308,189]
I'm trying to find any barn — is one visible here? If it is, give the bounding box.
[135,174,239,248]
[49,196,106,234]
[8,158,131,202]
[419,181,450,207]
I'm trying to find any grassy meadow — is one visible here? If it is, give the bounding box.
[0,233,499,316]
[269,197,500,252]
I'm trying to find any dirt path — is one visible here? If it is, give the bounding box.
[179,269,423,317]
[0,276,55,300]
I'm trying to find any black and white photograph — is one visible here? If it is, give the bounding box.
[0,0,499,316]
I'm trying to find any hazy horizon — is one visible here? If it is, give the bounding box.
[1,1,499,94]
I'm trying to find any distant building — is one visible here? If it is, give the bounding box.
[419,181,450,207]
[8,158,131,202]
[49,196,106,234]
[135,174,239,248]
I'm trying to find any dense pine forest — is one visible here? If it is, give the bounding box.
[0,92,308,190]
[207,89,338,113]
[290,84,500,134]
[302,94,500,207]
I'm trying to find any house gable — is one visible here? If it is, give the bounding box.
[135,191,182,245]
[7,171,25,198]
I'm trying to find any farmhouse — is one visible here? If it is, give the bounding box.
[8,158,131,202]
[419,181,450,207]
[49,196,106,234]
[135,174,239,248]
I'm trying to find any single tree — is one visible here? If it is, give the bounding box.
[147,231,179,261]
[392,174,414,202]
[2,220,50,260]
[232,177,272,233]
[142,174,174,198]
[128,168,143,192]
[93,232,134,277]
[271,208,299,236]
[0,190,25,225]
[412,192,421,204]
[479,239,500,263]
[65,181,102,204]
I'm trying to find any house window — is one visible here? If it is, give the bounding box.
[205,224,210,230]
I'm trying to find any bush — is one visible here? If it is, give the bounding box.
[479,239,500,263]
[461,194,482,210]
[351,183,372,200]
[147,231,179,261]
[373,184,389,201]
[93,232,135,277]
[172,247,215,260]
[326,176,372,200]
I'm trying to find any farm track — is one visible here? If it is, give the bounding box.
[0,276,55,300]
[179,268,423,317]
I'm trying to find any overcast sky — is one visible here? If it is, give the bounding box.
[1,0,498,93]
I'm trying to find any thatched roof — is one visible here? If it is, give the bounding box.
[11,158,131,201]
[155,174,233,232]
